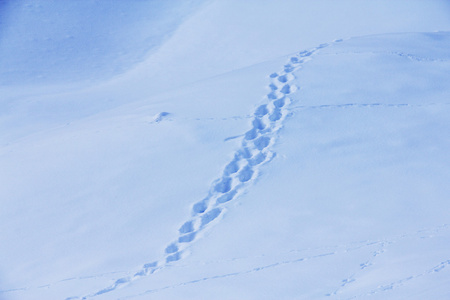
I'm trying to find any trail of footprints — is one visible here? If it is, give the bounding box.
[74,42,335,300]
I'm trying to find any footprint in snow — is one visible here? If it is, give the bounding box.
[214,177,232,193]
[216,189,237,204]
[201,208,222,226]
[277,74,289,83]
[238,165,254,182]
[166,252,181,263]
[255,104,268,117]
[284,64,295,73]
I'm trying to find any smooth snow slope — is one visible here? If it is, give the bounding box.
[0,0,206,86]
[1,1,450,300]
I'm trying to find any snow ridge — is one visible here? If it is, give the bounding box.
[70,41,338,300]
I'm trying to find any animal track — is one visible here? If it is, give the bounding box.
[432,260,450,272]
[67,42,333,300]
[325,226,450,298]
[359,261,372,269]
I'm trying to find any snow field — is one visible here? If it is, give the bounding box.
[1,1,450,299]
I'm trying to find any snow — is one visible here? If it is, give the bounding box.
[0,0,206,85]
[1,1,450,300]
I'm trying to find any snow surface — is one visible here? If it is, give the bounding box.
[1,1,450,300]
[0,0,206,85]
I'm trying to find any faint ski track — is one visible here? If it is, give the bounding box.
[326,224,450,299]
[117,252,335,300]
[340,258,450,300]
[1,222,448,299]
[321,49,450,63]
[290,102,450,111]
[117,224,450,300]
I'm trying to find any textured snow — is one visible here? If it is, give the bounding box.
[1,1,450,299]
